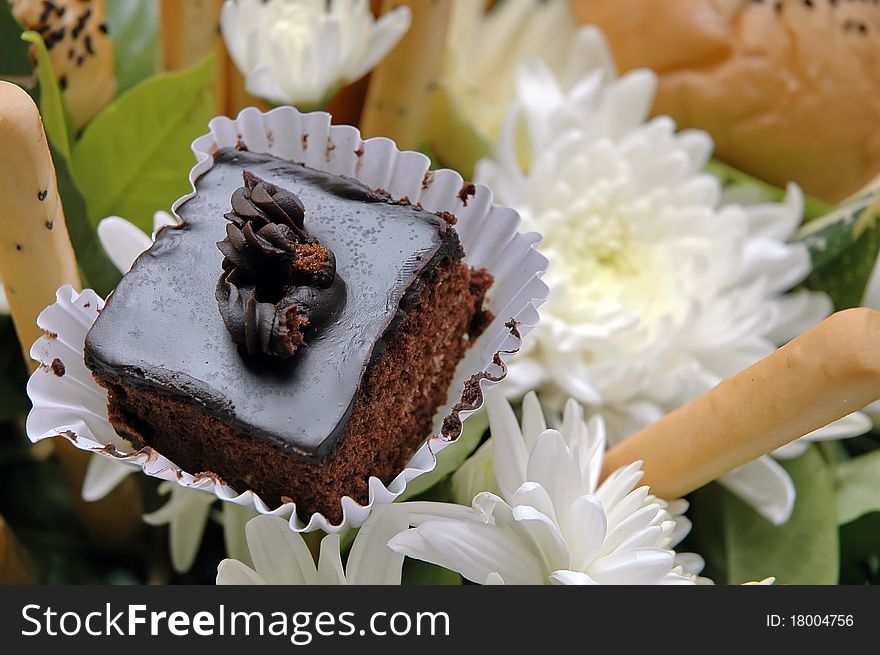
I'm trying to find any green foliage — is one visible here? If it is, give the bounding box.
[20,32,73,159]
[799,188,880,310]
[839,512,880,585]
[105,0,160,94]
[0,317,28,421]
[689,446,838,584]
[71,57,215,232]
[401,558,462,586]
[834,451,880,526]
[398,409,490,501]
[14,32,119,294]
[0,4,32,79]
[51,142,121,295]
[450,437,501,506]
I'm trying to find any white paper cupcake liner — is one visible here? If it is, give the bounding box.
[26,106,549,533]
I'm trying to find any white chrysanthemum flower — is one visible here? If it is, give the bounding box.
[433,0,587,173]
[217,506,406,585]
[475,28,870,526]
[220,0,411,107]
[389,390,708,585]
[142,482,259,573]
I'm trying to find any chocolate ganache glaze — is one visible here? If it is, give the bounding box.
[216,171,345,359]
[84,148,463,459]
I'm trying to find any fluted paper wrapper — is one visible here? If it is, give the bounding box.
[26,106,549,532]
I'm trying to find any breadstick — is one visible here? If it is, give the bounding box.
[602,308,880,498]
[0,82,144,546]
[360,0,452,149]
[0,81,81,368]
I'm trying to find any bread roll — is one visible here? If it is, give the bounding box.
[11,0,117,129]
[571,0,880,204]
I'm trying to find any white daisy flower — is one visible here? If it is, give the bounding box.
[220,0,412,108]
[433,0,585,174]
[475,29,870,526]
[389,390,708,585]
[217,505,406,585]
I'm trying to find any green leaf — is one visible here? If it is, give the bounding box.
[706,159,831,221]
[834,451,880,525]
[839,512,880,584]
[398,409,489,501]
[450,437,501,506]
[401,558,462,586]
[21,31,73,160]
[51,142,121,296]
[0,4,33,80]
[695,446,839,585]
[105,0,160,94]
[0,317,28,421]
[71,56,215,232]
[799,187,880,310]
[14,32,118,294]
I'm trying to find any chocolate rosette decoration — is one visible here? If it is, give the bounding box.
[216,171,345,359]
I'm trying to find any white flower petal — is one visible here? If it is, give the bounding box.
[97,217,152,274]
[388,520,545,586]
[589,547,676,585]
[345,505,406,585]
[520,391,547,449]
[317,534,347,584]
[526,430,582,511]
[216,559,266,585]
[563,495,607,571]
[718,457,796,526]
[81,455,135,502]
[549,569,598,585]
[143,483,216,573]
[511,504,571,572]
[244,516,318,585]
[347,5,411,82]
[486,388,529,500]
[799,411,871,443]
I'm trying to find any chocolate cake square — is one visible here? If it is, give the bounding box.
[84,149,492,521]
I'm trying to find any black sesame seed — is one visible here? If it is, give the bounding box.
[59,75,67,90]
[45,220,54,230]
[76,55,84,66]
[804,0,813,7]
[38,189,48,201]
[858,22,868,33]
[774,1,783,12]
[44,27,65,49]
[67,47,75,59]
[15,244,22,251]
[84,34,93,55]
[98,22,108,34]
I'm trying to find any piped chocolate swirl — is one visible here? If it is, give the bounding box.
[215,171,345,360]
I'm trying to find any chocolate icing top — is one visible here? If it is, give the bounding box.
[85,149,460,459]
[216,171,345,360]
